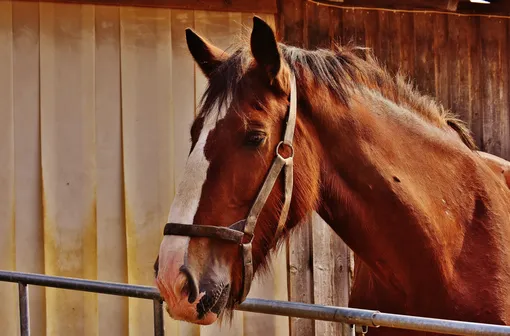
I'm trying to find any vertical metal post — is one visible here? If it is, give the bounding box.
[153,299,164,336]
[18,283,30,336]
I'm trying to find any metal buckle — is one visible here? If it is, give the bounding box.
[276,141,294,161]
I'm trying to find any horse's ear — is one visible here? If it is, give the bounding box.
[185,28,228,78]
[250,16,281,83]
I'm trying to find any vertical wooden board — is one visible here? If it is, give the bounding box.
[95,6,128,336]
[328,7,342,47]
[240,12,289,336]
[39,3,97,336]
[0,2,17,336]
[12,2,46,334]
[398,11,414,78]
[480,16,509,158]
[433,13,449,108]
[193,11,245,336]
[287,215,314,336]
[447,15,471,126]
[341,8,365,48]
[413,12,436,97]
[380,10,401,75]
[119,7,173,336]
[278,0,305,46]
[468,16,483,148]
[361,10,379,53]
[306,2,330,49]
[168,9,196,336]
[312,212,351,336]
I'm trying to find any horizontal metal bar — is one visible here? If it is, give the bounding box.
[0,270,160,300]
[1,270,510,336]
[237,299,510,335]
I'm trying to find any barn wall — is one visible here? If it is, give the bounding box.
[0,2,289,336]
[277,2,510,336]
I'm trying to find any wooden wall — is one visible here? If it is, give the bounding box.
[0,2,290,336]
[277,2,510,336]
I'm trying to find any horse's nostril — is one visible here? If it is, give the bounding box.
[153,256,159,277]
[179,265,199,303]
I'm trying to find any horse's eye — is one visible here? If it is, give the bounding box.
[244,131,266,147]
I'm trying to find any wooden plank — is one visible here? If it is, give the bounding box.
[311,212,352,336]
[328,7,342,47]
[16,0,278,14]
[306,1,330,49]
[39,3,97,335]
[12,2,46,334]
[0,2,18,336]
[95,6,129,336]
[119,6,174,336]
[447,15,471,127]
[468,16,483,149]
[413,12,436,97]
[277,0,305,46]
[433,13,449,107]
[361,9,378,51]
[341,8,365,48]
[325,0,459,11]
[192,10,245,336]
[287,216,315,336]
[398,11,414,78]
[479,16,510,159]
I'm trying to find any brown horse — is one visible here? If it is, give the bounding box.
[154,16,510,334]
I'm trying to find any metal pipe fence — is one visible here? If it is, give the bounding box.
[0,270,509,336]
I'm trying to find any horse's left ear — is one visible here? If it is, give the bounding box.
[250,16,281,83]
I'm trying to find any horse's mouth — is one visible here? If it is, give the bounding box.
[197,284,230,319]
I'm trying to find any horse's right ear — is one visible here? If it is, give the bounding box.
[185,28,228,78]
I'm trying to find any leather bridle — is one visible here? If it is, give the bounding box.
[163,72,297,305]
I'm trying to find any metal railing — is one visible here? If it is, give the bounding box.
[1,270,509,336]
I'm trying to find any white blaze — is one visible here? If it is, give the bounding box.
[159,103,229,262]
[168,103,228,224]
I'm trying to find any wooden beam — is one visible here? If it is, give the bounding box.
[16,0,278,14]
[315,0,460,12]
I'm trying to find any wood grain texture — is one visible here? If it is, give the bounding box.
[12,2,46,335]
[434,13,449,108]
[95,6,128,336]
[480,16,510,159]
[0,2,17,336]
[413,12,436,97]
[468,16,483,148]
[39,3,97,335]
[16,0,278,14]
[120,6,173,335]
[311,213,352,336]
[447,15,471,127]
[287,215,314,336]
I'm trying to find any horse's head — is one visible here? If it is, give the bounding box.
[154,17,321,324]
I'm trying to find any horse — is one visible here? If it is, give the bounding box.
[154,16,510,335]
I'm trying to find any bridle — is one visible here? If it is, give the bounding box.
[162,72,297,305]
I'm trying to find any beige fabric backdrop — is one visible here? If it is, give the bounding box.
[0,2,289,335]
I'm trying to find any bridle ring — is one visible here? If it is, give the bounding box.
[276,141,294,160]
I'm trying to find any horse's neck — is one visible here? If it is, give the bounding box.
[309,92,486,300]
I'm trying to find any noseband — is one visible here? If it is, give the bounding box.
[163,72,297,305]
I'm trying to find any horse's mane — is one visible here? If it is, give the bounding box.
[198,39,476,150]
